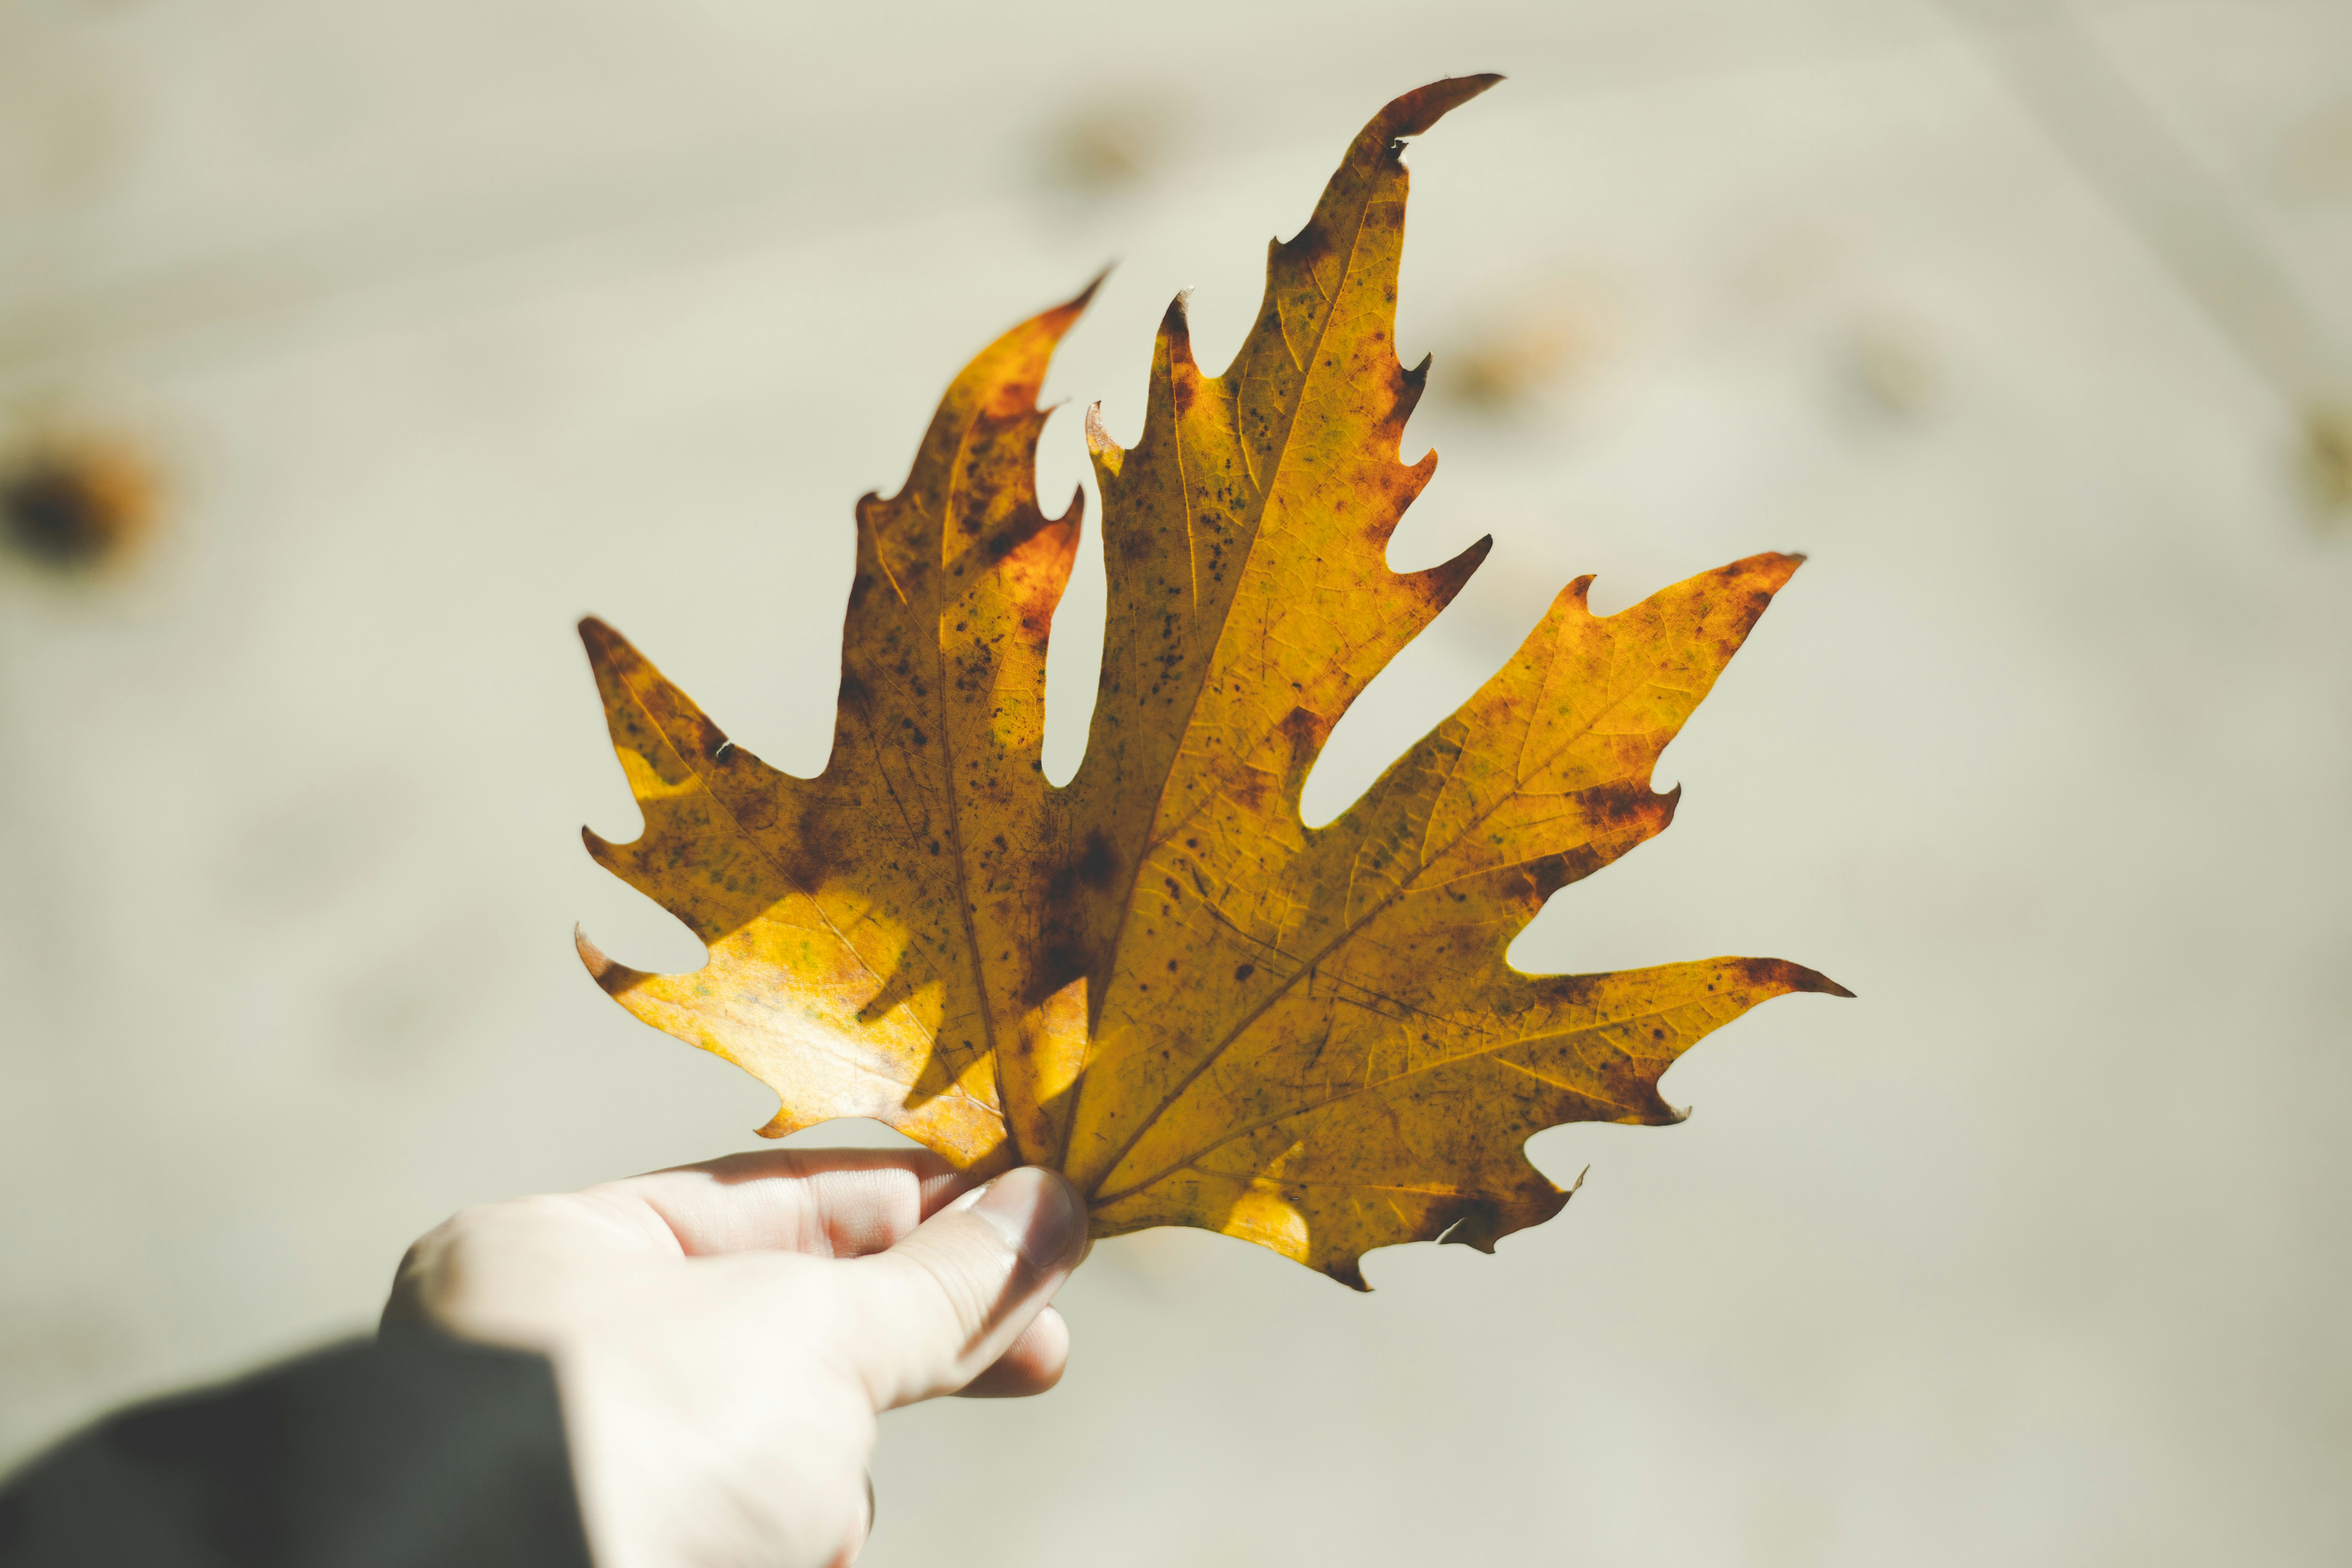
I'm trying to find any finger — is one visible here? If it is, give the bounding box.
[850,1473,875,1565]
[834,1166,1087,1409]
[955,1305,1070,1399]
[591,1147,969,1258]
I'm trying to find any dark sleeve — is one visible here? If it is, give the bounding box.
[0,1330,595,1568]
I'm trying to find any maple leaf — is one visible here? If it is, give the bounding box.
[576,75,1849,1288]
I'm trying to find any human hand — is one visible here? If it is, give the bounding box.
[382,1149,1086,1568]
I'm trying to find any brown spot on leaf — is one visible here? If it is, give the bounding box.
[1077,831,1115,890]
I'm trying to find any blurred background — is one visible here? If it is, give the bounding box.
[3,0,2348,1562]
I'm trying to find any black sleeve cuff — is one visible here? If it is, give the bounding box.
[0,1330,595,1568]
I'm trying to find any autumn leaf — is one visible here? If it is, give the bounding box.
[576,75,1848,1288]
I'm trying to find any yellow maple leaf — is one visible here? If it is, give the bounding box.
[577,75,1848,1288]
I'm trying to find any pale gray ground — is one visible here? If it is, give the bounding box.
[2,2,2347,1563]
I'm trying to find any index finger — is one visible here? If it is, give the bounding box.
[588,1146,981,1258]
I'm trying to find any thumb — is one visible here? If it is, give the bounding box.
[835,1165,1087,1410]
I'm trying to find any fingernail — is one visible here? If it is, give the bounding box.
[968,1167,1086,1269]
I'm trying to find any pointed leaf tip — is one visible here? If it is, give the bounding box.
[1154,292,1198,372]
[1040,268,1111,334]
[575,924,615,982]
[1737,958,1855,1000]
[1374,74,1503,141]
[577,615,633,665]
